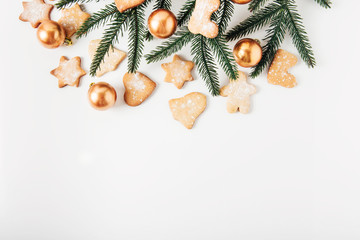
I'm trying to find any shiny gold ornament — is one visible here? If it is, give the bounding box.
[233,38,263,68]
[36,20,66,49]
[148,9,177,39]
[231,0,252,4]
[88,82,117,111]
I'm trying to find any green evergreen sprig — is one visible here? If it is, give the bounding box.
[128,6,147,73]
[76,3,118,38]
[192,35,220,96]
[249,0,271,12]
[176,0,196,27]
[146,0,238,95]
[57,0,330,95]
[226,0,329,78]
[146,28,194,63]
[314,0,332,9]
[89,12,129,76]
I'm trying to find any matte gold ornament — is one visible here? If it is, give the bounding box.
[231,0,252,4]
[36,20,66,49]
[88,82,117,111]
[233,38,262,68]
[148,9,177,39]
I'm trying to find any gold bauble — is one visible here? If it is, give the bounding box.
[88,82,117,111]
[231,0,252,4]
[36,20,66,49]
[233,38,262,68]
[148,9,177,39]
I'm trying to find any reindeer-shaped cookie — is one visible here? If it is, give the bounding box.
[188,0,220,39]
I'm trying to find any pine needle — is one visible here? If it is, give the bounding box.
[250,8,287,78]
[225,1,283,41]
[177,0,196,27]
[90,12,129,76]
[192,35,220,96]
[249,0,271,12]
[285,1,316,68]
[153,0,172,10]
[145,28,194,63]
[217,0,235,36]
[128,6,147,73]
[314,0,332,9]
[207,37,238,80]
[76,3,118,38]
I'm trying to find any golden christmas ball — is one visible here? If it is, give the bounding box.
[88,82,117,111]
[148,9,177,39]
[233,38,262,68]
[36,20,66,49]
[231,0,252,4]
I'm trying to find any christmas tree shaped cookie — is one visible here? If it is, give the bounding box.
[123,72,156,106]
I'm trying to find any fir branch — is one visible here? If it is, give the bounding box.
[76,3,118,38]
[90,12,129,76]
[127,6,147,73]
[217,0,235,36]
[177,0,196,27]
[248,0,271,12]
[192,35,220,96]
[145,28,194,63]
[285,1,316,68]
[314,0,332,9]
[225,1,283,41]
[207,37,238,80]
[153,0,172,10]
[250,8,287,78]
[55,0,100,9]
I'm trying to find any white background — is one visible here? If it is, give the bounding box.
[1,0,360,239]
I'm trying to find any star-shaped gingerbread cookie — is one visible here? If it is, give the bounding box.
[89,39,127,77]
[19,0,53,28]
[58,4,91,38]
[220,71,256,114]
[161,55,195,89]
[115,0,145,13]
[50,56,86,88]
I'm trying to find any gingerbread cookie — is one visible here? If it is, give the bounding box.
[220,71,256,114]
[19,0,53,28]
[58,4,90,38]
[123,72,156,106]
[268,49,298,88]
[89,39,126,77]
[115,0,145,13]
[188,0,220,38]
[169,92,207,129]
[50,56,86,88]
[161,55,195,89]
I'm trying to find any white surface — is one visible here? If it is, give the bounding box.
[1,1,360,239]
